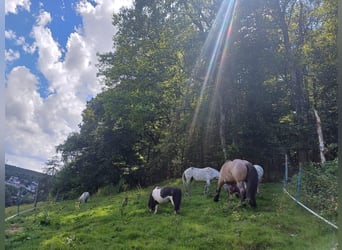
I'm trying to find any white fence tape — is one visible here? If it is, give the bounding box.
[283,188,338,230]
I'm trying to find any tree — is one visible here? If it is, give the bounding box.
[53,0,337,196]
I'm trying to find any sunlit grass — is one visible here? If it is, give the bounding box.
[5,181,337,249]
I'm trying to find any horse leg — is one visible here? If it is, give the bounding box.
[173,192,182,214]
[169,197,177,213]
[237,181,246,204]
[214,180,224,202]
[184,180,191,196]
[204,180,210,195]
[187,181,192,196]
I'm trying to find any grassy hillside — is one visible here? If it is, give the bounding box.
[5,164,46,182]
[5,180,337,249]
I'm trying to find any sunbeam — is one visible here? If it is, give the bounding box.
[188,0,239,139]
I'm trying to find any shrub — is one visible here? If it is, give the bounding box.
[287,159,337,222]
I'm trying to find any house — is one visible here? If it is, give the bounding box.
[6,176,21,187]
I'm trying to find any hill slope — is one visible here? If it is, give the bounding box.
[5,181,337,249]
[5,164,46,182]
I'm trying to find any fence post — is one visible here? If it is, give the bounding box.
[17,188,22,216]
[296,164,302,200]
[283,154,288,189]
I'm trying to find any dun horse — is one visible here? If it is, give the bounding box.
[224,164,264,196]
[214,159,258,207]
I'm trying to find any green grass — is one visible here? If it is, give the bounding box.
[5,180,337,250]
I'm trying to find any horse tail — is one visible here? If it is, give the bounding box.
[182,170,189,195]
[246,163,258,207]
[182,171,186,186]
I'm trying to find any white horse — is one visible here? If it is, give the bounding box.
[182,167,219,196]
[79,192,90,205]
[254,165,264,182]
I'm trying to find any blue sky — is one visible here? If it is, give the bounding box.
[5,0,132,172]
[6,1,83,98]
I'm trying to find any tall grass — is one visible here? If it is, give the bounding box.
[5,180,337,249]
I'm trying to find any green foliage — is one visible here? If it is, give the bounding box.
[286,160,338,224]
[36,211,51,226]
[52,0,337,197]
[95,179,129,197]
[5,185,18,207]
[5,182,337,249]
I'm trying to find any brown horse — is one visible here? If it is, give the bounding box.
[213,159,258,207]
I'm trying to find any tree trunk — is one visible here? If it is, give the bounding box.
[275,0,309,165]
[313,109,326,164]
[219,96,227,160]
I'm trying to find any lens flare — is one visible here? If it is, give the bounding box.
[189,0,238,137]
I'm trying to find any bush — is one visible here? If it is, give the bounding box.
[287,159,337,222]
[96,178,129,197]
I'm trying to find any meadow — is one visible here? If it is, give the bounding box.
[5,180,337,250]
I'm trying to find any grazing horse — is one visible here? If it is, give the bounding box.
[182,167,219,196]
[254,165,264,181]
[254,164,264,193]
[148,186,182,214]
[224,164,264,196]
[223,183,240,197]
[213,159,258,207]
[79,192,90,205]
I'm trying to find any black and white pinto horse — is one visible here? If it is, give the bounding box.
[148,186,182,214]
[78,192,90,205]
[182,167,220,196]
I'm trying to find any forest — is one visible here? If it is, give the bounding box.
[47,0,337,198]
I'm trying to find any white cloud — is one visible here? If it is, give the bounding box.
[5,29,37,56]
[76,0,132,52]
[15,36,37,54]
[5,49,20,62]
[5,0,31,14]
[6,67,42,123]
[6,155,47,173]
[5,30,17,40]
[5,66,47,172]
[5,0,133,172]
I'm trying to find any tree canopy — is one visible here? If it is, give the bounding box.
[51,0,337,197]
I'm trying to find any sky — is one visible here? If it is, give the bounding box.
[5,0,132,172]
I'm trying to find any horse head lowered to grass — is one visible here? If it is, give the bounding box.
[182,167,219,196]
[213,159,258,207]
[223,164,264,196]
[148,186,182,214]
[79,192,90,203]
